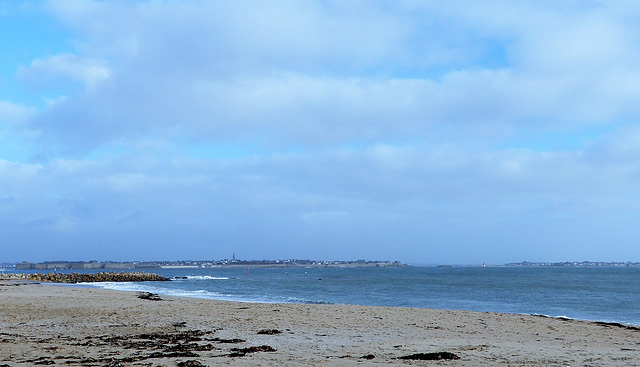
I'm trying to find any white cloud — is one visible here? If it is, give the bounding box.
[0,100,35,125]
[0,159,42,181]
[28,0,640,152]
[44,95,68,108]
[6,1,640,262]
[3,133,640,261]
[19,53,110,89]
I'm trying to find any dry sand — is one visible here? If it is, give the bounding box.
[0,281,639,366]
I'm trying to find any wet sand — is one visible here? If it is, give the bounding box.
[1,281,639,366]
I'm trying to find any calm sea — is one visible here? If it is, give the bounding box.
[16,265,640,325]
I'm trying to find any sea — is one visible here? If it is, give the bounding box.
[12,265,640,326]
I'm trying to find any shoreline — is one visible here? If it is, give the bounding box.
[2,281,640,366]
[4,271,639,328]
[4,271,639,327]
[85,281,640,328]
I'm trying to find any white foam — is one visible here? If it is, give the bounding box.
[555,315,573,320]
[82,281,162,293]
[84,281,275,304]
[184,275,230,280]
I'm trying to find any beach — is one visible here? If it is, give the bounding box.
[1,281,639,366]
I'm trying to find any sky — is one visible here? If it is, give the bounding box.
[1,0,640,265]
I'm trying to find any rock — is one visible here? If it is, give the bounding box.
[24,272,170,283]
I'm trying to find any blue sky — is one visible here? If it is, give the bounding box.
[2,1,640,264]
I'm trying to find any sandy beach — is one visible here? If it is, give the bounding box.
[1,281,639,366]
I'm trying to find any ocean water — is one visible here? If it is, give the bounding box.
[18,265,640,325]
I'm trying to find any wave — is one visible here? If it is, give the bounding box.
[529,313,640,326]
[530,313,575,320]
[83,281,292,304]
[183,276,231,280]
[80,281,172,294]
[285,297,334,305]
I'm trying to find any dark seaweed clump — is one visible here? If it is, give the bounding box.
[137,292,162,301]
[399,351,460,360]
[257,329,281,335]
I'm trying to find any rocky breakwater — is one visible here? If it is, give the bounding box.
[21,272,170,283]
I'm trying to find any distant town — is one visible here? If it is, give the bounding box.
[6,258,404,271]
[504,261,640,267]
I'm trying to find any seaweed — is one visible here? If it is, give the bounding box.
[398,351,460,360]
[137,292,162,301]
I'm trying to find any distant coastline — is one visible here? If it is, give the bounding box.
[3,259,639,272]
[9,259,404,271]
[504,261,640,267]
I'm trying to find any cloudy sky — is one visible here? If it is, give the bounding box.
[2,1,640,264]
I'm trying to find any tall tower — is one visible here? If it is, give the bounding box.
[232,252,236,262]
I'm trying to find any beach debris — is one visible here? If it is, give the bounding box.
[257,329,281,335]
[131,330,212,344]
[228,345,276,357]
[164,342,215,353]
[137,292,162,301]
[210,337,246,344]
[0,282,29,286]
[32,357,56,365]
[177,361,205,367]
[398,351,460,360]
[593,321,640,331]
[68,329,218,365]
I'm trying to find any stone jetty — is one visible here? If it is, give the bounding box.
[2,272,170,283]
